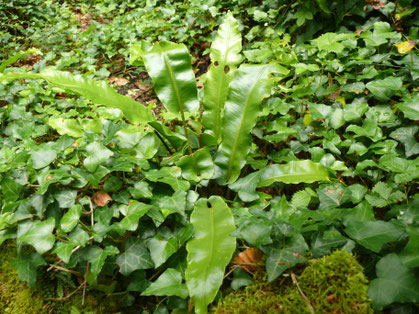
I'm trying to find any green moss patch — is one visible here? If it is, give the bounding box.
[214,250,372,313]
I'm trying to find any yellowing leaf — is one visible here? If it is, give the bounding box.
[394,41,415,54]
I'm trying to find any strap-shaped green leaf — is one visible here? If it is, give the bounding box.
[258,160,330,186]
[215,63,289,184]
[185,196,236,313]
[0,70,154,124]
[203,12,242,140]
[141,41,199,115]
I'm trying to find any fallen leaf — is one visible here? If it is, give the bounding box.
[232,248,264,272]
[394,40,415,54]
[92,191,112,207]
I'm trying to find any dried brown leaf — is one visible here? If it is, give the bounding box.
[92,191,112,207]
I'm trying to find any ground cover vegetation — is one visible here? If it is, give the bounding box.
[0,0,418,313]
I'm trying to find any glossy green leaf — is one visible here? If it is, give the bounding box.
[113,202,150,232]
[186,196,236,313]
[85,245,119,284]
[54,189,77,208]
[366,77,403,102]
[399,227,419,268]
[202,12,242,140]
[390,126,419,157]
[52,242,77,264]
[117,237,154,276]
[12,252,46,288]
[48,118,83,138]
[84,142,113,172]
[312,33,353,53]
[176,147,215,182]
[0,48,41,73]
[229,171,262,202]
[0,70,154,123]
[31,149,57,169]
[146,236,179,268]
[258,160,329,187]
[141,268,188,299]
[368,254,419,310]
[18,217,55,254]
[315,0,331,13]
[60,204,82,233]
[266,234,308,281]
[344,221,405,253]
[140,41,199,115]
[215,63,288,184]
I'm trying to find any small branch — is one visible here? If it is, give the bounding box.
[49,282,85,302]
[291,271,315,314]
[48,265,83,277]
[154,130,172,154]
[82,262,90,306]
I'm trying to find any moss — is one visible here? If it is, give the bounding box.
[213,250,372,313]
[0,242,45,314]
[0,241,122,313]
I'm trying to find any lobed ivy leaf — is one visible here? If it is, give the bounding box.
[83,142,114,172]
[18,217,55,254]
[12,252,46,288]
[368,254,419,310]
[344,220,405,253]
[312,33,353,53]
[266,234,308,281]
[60,204,82,232]
[31,149,57,169]
[117,237,154,276]
[146,236,179,268]
[141,268,188,299]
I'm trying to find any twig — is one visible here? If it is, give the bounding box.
[82,262,90,306]
[291,271,315,314]
[49,282,85,302]
[48,265,83,277]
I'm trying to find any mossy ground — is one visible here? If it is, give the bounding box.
[214,250,372,313]
[0,242,124,314]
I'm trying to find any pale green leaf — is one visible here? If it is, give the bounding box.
[186,196,236,313]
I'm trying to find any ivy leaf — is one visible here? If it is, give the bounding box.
[31,149,57,169]
[60,204,82,232]
[48,118,83,138]
[369,254,419,310]
[128,181,153,199]
[176,147,215,182]
[52,242,77,263]
[54,189,77,208]
[84,142,114,172]
[113,202,150,232]
[18,217,56,254]
[266,234,308,281]
[84,245,119,284]
[399,227,419,268]
[229,171,261,202]
[158,190,187,218]
[397,94,419,120]
[146,236,179,268]
[390,126,419,157]
[12,253,46,288]
[344,221,405,252]
[141,268,188,299]
[366,77,403,101]
[312,33,353,53]
[116,237,154,276]
[311,228,348,258]
[394,40,415,54]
